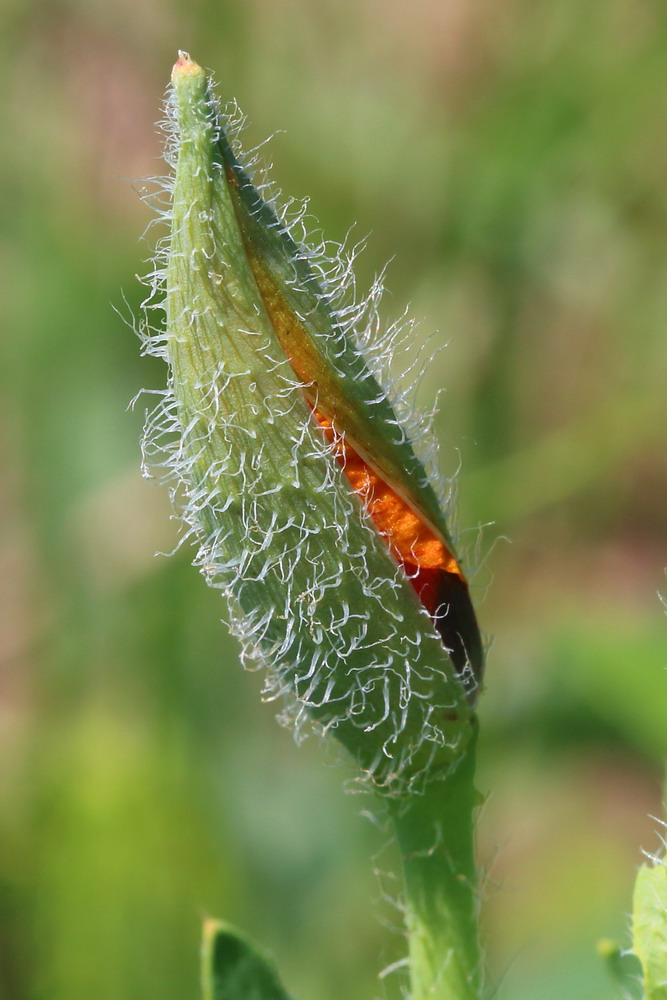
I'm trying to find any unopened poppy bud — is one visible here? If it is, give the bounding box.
[140,52,483,794]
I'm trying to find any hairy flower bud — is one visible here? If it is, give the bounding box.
[139,52,483,794]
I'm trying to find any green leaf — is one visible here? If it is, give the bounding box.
[633,860,667,1000]
[201,920,293,1000]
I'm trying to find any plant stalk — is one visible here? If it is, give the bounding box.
[389,724,481,1000]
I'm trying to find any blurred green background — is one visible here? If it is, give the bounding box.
[1,1,665,998]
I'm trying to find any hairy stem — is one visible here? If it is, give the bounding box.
[389,725,481,1000]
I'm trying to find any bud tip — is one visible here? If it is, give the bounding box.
[172,50,203,81]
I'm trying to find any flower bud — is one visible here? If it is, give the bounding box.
[140,52,483,794]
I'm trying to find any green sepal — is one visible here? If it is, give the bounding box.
[202,920,293,1000]
[214,75,484,688]
[217,129,452,547]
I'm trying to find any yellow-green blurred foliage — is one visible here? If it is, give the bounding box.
[1,2,665,999]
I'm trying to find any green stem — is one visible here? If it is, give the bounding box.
[389,725,481,1000]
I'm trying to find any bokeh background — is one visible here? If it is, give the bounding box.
[1,1,666,998]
